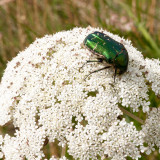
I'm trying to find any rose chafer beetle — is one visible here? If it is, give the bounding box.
[83,31,129,82]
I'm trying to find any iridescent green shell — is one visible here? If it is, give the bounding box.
[84,31,129,75]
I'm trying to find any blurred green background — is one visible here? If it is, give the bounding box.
[0,0,160,159]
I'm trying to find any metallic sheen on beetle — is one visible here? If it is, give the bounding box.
[83,31,129,82]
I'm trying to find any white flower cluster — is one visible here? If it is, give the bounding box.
[142,108,160,155]
[143,58,160,95]
[47,156,68,160]
[1,125,45,159]
[0,27,159,160]
[102,119,145,160]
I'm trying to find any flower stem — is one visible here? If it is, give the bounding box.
[119,106,144,124]
[61,144,66,157]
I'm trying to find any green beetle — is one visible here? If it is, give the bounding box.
[83,31,129,82]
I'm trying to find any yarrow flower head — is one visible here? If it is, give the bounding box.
[0,27,160,160]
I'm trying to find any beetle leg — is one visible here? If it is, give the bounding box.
[85,66,111,80]
[80,58,104,70]
[86,58,104,63]
[114,67,117,83]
